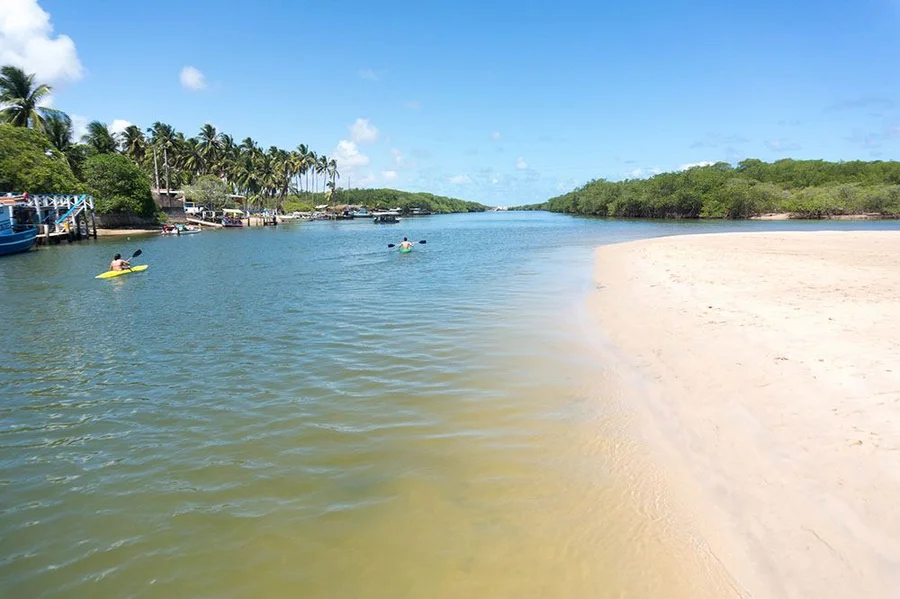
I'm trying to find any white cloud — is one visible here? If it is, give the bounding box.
[358,68,378,81]
[629,168,645,178]
[0,0,83,85]
[179,66,206,91]
[515,157,528,169]
[349,118,379,144]
[70,114,88,140]
[108,119,132,136]
[333,140,370,169]
[382,170,398,182]
[490,131,502,141]
[390,148,404,166]
[679,161,715,171]
[491,177,500,185]
[450,174,472,184]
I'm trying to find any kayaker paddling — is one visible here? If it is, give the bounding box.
[110,253,131,271]
[387,239,426,250]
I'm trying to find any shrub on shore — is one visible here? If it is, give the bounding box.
[83,154,156,216]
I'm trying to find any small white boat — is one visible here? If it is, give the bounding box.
[161,224,201,235]
[372,211,401,224]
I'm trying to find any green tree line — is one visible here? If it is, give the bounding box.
[519,160,900,219]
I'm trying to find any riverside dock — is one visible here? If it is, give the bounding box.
[1,193,97,245]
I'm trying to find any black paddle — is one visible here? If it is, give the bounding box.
[124,248,142,270]
[387,240,426,248]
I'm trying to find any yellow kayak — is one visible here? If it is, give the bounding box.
[95,265,149,279]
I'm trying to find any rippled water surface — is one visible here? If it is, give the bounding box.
[3,212,899,598]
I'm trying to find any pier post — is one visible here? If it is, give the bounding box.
[90,200,97,239]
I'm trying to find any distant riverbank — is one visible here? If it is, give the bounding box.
[520,158,900,220]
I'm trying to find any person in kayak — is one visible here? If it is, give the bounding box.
[399,238,414,250]
[110,253,131,271]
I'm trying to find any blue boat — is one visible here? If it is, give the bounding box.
[0,203,38,256]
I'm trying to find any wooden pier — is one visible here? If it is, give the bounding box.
[2,194,98,245]
[185,217,223,228]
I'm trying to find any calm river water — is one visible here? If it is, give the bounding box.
[3,212,899,598]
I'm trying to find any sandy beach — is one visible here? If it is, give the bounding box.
[95,228,159,237]
[590,231,900,598]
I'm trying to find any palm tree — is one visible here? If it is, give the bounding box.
[0,65,57,131]
[148,122,178,190]
[83,121,118,154]
[295,144,310,192]
[218,134,235,172]
[240,137,259,156]
[327,158,340,189]
[197,124,221,174]
[121,125,146,163]
[43,112,73,154]
[308,150,318,193]
[179,137,204,179]
[316,154,328,194]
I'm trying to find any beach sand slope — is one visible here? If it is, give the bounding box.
[590,231,900,598]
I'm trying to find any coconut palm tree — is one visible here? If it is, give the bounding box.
[43,112,73,154]
[147,122,179,191]
[295,144,310,192]
[197,124,221,174]
[179,137,204,178]
[327,158,340,189]
[316,154,328,194]
[121,125,146,163]
[218,134,235,175]
[0,65,58,131]
[83,121,119,154]
[307,150,318,193]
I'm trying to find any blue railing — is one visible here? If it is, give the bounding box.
[54,195,87,226]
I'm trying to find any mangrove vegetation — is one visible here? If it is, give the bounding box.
[521,160,900,219]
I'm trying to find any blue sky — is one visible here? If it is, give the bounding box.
[3,0,900,205]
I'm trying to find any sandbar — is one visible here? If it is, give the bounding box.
[590,231,900,598]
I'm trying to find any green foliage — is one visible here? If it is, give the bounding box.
[281,188,485,214]
[0,65,55,131]
[65,144,90,182]
[283,194,316,213]
[329,188,486,213]
[82,153,156,216]
[0,124,81,193]
[82,121,118,154]
[183,174,231,210]
[523,159,900,219]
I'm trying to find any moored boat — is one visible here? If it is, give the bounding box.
[0,203,38,256]
[372,211,401,224]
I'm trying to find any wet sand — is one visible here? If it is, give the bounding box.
[590,231,900,598]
